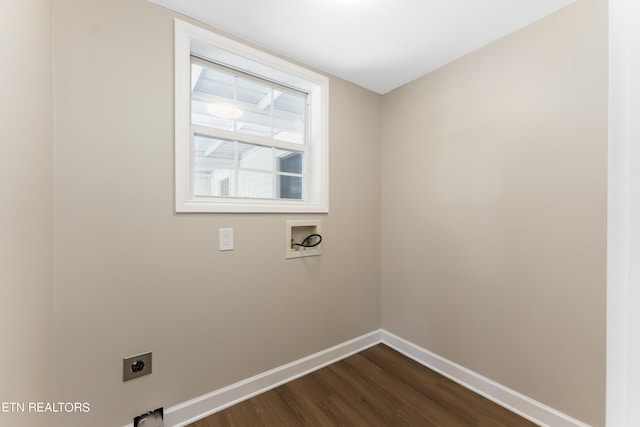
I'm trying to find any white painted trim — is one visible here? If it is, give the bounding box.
[381,330,590,427]
[606,1,640,426]
[125,331,381,427]
[123,330,590,427]
[173,19,329,213]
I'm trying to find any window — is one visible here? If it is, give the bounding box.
[174,20,329,213]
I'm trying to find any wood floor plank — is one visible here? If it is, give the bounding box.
[359,345,476,425]
[360,344,536,427]
[188,344,539,427]
[222,401,266,427]
[251,388,305,425]
[196,399,266,427]
[341,353,471,426]
[279,376,336,426]
[317,365,392,427]
[328,357,400,424]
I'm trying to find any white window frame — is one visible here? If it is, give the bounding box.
[174,19,329,213]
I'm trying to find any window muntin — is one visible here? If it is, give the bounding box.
[175,19,329,213]
[191,59,307,202]
[191,58,307,145]
[192,133,304,200]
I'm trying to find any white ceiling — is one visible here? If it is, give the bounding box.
[150,0,576,94]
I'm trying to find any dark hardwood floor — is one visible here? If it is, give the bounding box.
[188,344,538,426]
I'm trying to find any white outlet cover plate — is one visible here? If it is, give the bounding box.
[219,228,234,251]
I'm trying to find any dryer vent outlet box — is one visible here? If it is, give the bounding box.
[286,220,321,259]
[134,407,163,427]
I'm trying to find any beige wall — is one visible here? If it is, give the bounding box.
[0,0,54,426]
[381,1,607,426]
[51,0,381,425]
[1,0,606,425]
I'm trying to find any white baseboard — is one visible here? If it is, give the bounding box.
[381,330,591,427]
[125,329,589,427]
[164,330,382,427]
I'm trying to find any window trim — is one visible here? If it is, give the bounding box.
[174,19,329,213]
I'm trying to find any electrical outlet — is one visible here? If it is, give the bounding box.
[123,352,152,382]
[219,228,234,251]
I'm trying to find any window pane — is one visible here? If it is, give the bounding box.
[274,92,305,144]
[194,168,235,197]
[219,176,230,196]
[193,136,305,200]
[277,150,303,199]
[192,99,235,129]
[193,135,236,168]
[273,118,304,144]
[237,171,273,199]
[193,65,234,99]
[193,170,213,196]
[191,58,309,146]
[191,63,237,129]
[234,76,271,138]
[274,92,305,115]
[277,176,303,199]
[193,135,236,197]
[236,76,271,105]
[236,108,271,138]
[238,143,272,171]
[277,150,303,174]
[212,169,234,197]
